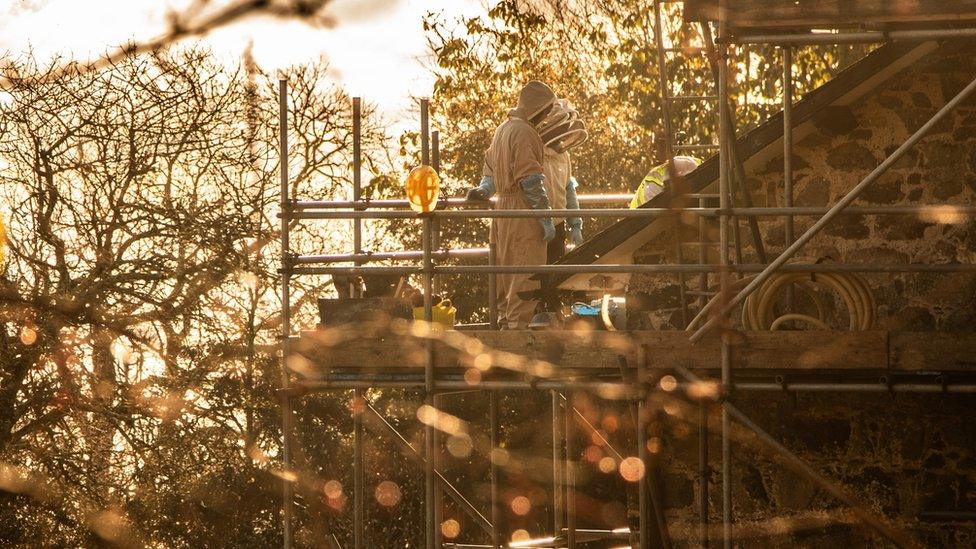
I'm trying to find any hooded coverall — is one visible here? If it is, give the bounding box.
[484,117,548,329]
[543,148,571,256]
[477,81,557,328]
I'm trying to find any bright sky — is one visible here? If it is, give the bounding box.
[0,0,485,118]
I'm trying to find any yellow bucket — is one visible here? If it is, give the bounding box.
[413,299,456,329]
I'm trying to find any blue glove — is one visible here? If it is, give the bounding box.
[569,224,583,246]
[566,177,582,245]
[519,173,555,242]
[466,175,495,202]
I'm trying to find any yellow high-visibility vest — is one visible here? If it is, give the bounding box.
[629,156,702,209]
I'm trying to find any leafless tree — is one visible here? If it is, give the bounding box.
[0,45,392,545]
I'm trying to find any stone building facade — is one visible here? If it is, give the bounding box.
[628,42,976,546]
[633,42,976,332]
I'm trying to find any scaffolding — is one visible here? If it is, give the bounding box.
[278,5,976,548]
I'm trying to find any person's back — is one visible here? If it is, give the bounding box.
[543,148,570,212]
[477,81,556,329]
[484,117,545,201]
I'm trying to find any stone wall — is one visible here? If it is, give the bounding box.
[661,392,976,547]
[631,42,976,332]
[629,42,976,545]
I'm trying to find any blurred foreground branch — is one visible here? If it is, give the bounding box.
[0,0,335,90]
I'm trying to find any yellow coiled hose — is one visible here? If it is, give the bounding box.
[687,270,876,332]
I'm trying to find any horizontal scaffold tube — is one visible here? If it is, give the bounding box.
[282,205,976,220]
[290,379,976,394]
[294,379,645,395]
[291,194,634,210]
[735,383,976,393]
[730,27,976,45]
[293,248,489,264]
[288,208,687,219]
[286,263,976,276]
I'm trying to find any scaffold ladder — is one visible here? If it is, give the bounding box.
[651,0,768,324]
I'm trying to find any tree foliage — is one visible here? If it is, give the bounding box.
[0,46,398,546]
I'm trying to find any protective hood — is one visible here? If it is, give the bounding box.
[538,99,588,152]
[508,81,556,122]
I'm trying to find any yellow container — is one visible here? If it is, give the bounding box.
[413,299,456,329]
[405,165,440,213]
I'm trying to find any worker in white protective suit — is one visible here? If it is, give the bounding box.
[537,98,589,257]
[466,81,556,329]
[536,99,589,311]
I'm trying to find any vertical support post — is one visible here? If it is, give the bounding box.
[489,391,501,548]
[430,127,443,549]
[423,217,435,549]
[717,9,734,547]
[420,98,436,549]
[783,47,795,312]
[421,99,431,166]
[696,148,712,548]
[552,390,564,536]
[698,187,710,547]
[432,131,442,296]
[637,347,650,549]
[433,391,444,549]
[488,240,498,329]
[278,77,295,549]
[565,392,576,548]
[431,130,441,171]
[699,403,709,547]
[782,49,794,247]
[351,96,365,549]
[697,194,708,309]
[353,97,363,261]
[353,390,365,548]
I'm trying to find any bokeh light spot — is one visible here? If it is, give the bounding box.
[447,434,473,458]
[583,444,603,463]
[441,518,461,538]
[323,480,343,499]
[659,374,677,392]
[464,368,482,385]
[619,456,645,482]
[375,480,401,507]
[473,353,493,371]
[19,326,37,346]
[510,495,531,516]
[647,437,662,454]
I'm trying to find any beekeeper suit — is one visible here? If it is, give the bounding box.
[629,155,701,208]
[466,81,557,329]
[537,100,588,311]
[537,99,589,258]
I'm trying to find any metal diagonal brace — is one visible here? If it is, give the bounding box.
[669,364,918,548]
[689,72,976,343]
[364,402,494,535]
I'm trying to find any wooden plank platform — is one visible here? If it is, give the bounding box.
[290,330,976,377]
